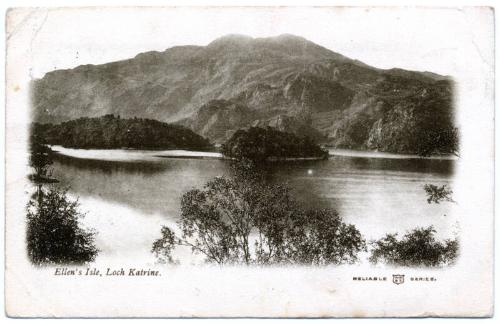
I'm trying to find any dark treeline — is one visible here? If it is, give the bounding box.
[31,114,212,150]
[27,142,99,265]
[221,127,329,162]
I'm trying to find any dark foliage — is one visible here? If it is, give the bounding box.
[406,88,459,157]
[415,126,459,157]
[31,114,212,150]
[26,187,99,265]
[369,226,458,267]
[424,184,455,204]
[221,127,328,162]
[28,142,57,184]
[152,161,365,265]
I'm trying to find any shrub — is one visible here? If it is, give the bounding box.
[26,187,99,265]
[369,226,458,267]
[424,184,454,204]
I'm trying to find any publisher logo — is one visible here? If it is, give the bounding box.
[392,274,405,285]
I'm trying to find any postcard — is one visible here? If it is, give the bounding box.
[4,6,494,317]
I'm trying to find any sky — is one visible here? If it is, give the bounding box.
[7,6,493,79]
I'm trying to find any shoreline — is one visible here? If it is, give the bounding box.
[329,149,458,161]
[49,145,457,162]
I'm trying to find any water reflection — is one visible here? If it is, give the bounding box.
[53,153,173,174]
[52,153,227,217]
[52,152,455,239]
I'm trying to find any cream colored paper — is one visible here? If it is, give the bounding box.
[5,6,494,317]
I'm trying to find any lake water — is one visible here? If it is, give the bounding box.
[50,147,457,264]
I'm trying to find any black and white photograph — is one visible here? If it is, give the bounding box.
[4,4,495,318]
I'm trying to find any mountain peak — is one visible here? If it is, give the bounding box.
[204,33,342,61]
[210,33,309,46]
[208,34,254,47]
[261,34,307,42]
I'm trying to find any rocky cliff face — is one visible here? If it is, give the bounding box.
[31,34,455,153]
